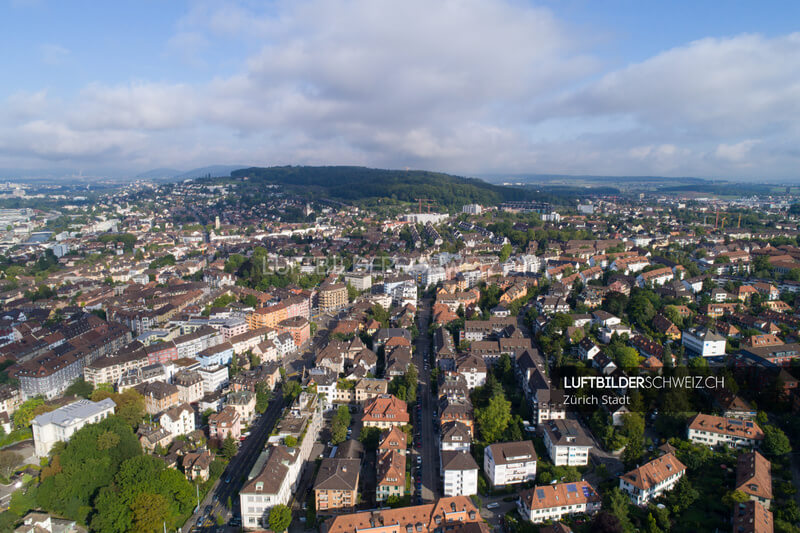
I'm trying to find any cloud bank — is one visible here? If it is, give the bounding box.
[2,0,799,180]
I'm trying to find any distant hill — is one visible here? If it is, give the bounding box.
[176,165,246,180]
[134,168,183,180]
[135,165,246,182]
[228,165,545,210]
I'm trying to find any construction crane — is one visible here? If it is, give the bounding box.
[714,209,743,230]
[415,198,434,213]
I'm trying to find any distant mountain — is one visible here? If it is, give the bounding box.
[134,168,183,180]
[175,165,246,180]
[134,165,246,182]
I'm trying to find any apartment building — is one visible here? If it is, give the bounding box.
[736,451,772,509]
[314,458,360,514]
[517,481,601,523]
[682,327,726,358]
[209,405,241,443]
[159,403,196,439]
[441,450,479,497]
[484,441,538,487]
[542,419,593,466]
[173,369,204,404]
[687,414,764,448]
[322,497,485,533]
[319,281,348,313]
[362,394,409,429]
[619,453,686,506]
[376,450,405,502]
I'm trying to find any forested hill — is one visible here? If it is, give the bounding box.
[228,166,534,210]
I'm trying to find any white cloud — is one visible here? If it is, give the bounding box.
[2,3,800,180]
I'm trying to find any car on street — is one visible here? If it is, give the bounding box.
[486,503,500,510]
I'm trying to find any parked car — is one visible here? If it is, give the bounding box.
[486,503,500,510]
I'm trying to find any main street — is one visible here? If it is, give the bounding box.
[185,319,331,531]
[185,386,286,531]
[413,297,440,503]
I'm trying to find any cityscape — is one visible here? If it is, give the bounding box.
[0,2,799,533]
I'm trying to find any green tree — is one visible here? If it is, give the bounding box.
[331,406,351,445]
[603,488,634,532]
[130,492,169,533]
[666,476,698,513]
[763,425,792,456]
[13,398,52,429]
[268,504,292,533]
[476,393,511,443]
[222,434,238,459]
[64,378,94,399]
[283,380,302,401]
[614,346,640,369]
[499,243,512,263]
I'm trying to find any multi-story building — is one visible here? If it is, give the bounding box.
[687,414,764,448]
[277,316,310,347]
[735,451,772,508]
[159,403,195,439]
[173,326,222,359]
[321,497,485,533]
[517,481,601,523]
[197,341,234,367]
[32,398,116,457]
[83,343,149,387]
[209,405,241,444]
[135,381,180,415]
[361,394,409,429]
[314,458,360,513]
[732,501,773,533]
[441,450,479,497]
[542,419,593,466]
[682,327,726,358]
[227,390,257,424]
[197,364,229,393]
[319,281,348,313]
[618,453,686,506]
[484,441,538,487]
[344,272,372,292]
[173,369,204,404]
[440,421,471,452]
[144,341,178,364]
[376,450,405,502]
[378,427,407,456]
[240,446,294,529]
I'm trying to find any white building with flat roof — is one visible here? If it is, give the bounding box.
[32,398,116,457]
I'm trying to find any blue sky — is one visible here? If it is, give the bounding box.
[1,0,799,180]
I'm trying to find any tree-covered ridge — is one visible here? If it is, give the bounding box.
[228,165,533,210]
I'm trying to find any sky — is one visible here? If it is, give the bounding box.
[1,0,800,181]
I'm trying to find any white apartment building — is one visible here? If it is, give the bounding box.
[682,327,726,357]
[441,450,479,497]
[32,398,116,457]
[518,481,601,523]
[159,403,196,439]
[484,441,538,487]
[197,364,229,393]
[619,453,686,506]
[687,414,764,448]
[542,419,593,466]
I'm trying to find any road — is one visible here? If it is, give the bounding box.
[413,297,440,503]
[186,315,331,531]
[185,385,286,531]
